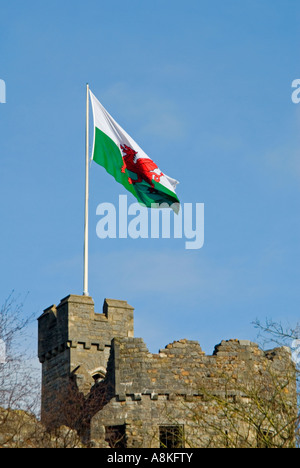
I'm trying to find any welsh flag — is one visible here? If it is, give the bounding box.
[89,90,180,213]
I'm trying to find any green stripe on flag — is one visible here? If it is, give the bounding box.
[93,127,138,199]
[92,127,180,211]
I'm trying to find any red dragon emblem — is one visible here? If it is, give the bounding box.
[120,144,164,189]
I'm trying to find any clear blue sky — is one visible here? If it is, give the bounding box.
[0,0,299,359]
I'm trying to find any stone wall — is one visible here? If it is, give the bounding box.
[38,295,134,422]
[90,337,296,447]
[38,294,297,448]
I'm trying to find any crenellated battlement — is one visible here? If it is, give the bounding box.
[38,295,134,363]
[38,294,134,420]
[38,294,296,448]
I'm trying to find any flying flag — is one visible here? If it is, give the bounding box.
[89,90,180,212]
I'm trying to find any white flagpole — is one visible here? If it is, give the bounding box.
[83,83,89,296]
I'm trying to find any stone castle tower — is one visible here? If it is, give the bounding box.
[38,294,296,448]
